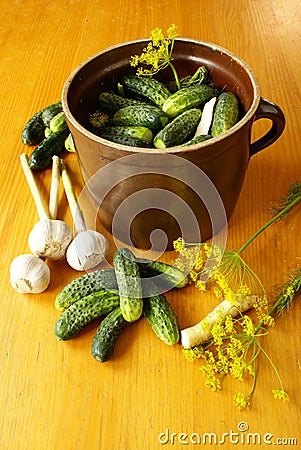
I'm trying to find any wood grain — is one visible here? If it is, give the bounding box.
[0,0,300,449]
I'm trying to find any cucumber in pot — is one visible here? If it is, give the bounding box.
[179,134,212,147]
[153,108,202,149]
[112,104,169,130]
[21,110,46,146]
[28,129,69,170]
[137,258,189,289]
[162,85,219,118]
[91,307,129,362]
[98,91,144,113]
[41,101,63,126]
[143,290,180,345]
[54,289,120,340]
[121,73,171,108]
[113,247,143,322]
[101,125,153,144]
[49,112,68,133]
[55,268,118,311]
[210,92,240,137]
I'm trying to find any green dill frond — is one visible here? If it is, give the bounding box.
[265,182,301,216]
[270,269,301,318]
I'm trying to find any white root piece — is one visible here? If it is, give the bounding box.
[60,160,109,271]
[181,295,255,349]
[194,96,217,137]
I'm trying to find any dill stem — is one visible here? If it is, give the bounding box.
[169,62,181,89]
[237,194,301,255]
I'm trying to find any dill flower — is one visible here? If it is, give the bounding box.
[130,24,181,89]
[234,392,251,411]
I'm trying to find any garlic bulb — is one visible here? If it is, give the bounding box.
[66,230,109,271]
[28,218,72,260]
[10,254,50,294]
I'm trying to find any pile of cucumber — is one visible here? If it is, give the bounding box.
[89,69,241,149]
[54,247,189,362]
[21,101,75,170]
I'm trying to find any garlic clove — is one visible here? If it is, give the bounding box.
[28,219,72,260]
[66,230,109,271]
[10,254,50,294]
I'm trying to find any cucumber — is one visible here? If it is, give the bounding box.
[179,134,212,147]
[91,307,129,362]
[162,85,218,118]
[121,73,171,108]
[65,133,76,153]
[54,289,120,340]
[21,101,63,145]
[100,125,153,144]
[210,92,240,137]
[21,110,46,146]
[98,91,144,114]
[143,290,180,345]
[112,105,169,130]
[55,258,188,311]
[55,268,118,311]
[137,258,189,289]
[28,129,69,170]
[113,248,143,322]
[49,112,68,133]
[153,108,202,149]
[41,101,63,126]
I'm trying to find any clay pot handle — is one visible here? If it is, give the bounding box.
[249,98,285,157]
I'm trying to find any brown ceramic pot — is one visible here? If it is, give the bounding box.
[62,39,285,250]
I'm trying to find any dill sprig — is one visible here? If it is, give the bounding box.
[176,182,301,410]
[130,24,181,89]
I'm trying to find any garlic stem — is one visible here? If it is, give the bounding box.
[60,160,87,233]
[49,155,60,220]
[20,153,48,220]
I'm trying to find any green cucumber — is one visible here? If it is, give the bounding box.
[100,125,153,144]
[137,258,189,289]
[113,248,143,322]
[28,129,69,170]
[143,290,180,345]
[179,134,212,147]
[65,133,76,153]
[21,110,46,146]
[112,104,169,130]
[210,92,240,137]
[41,101,63,126]
[98,92,144,113]
[55,268,118,311]
[121,73,171,108]
[49,112,68,133]
[91,307,129,362]
[162,85,218,118]
[55,258,188,312]
[54,289,120,340]
[153,108,202,149]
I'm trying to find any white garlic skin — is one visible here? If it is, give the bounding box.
[66,230,109,271]
[28,219,72,260]
[10,254,50,294]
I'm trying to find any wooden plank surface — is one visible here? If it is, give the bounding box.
[1,0,300,448]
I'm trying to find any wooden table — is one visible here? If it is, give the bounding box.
[1,0,300,448]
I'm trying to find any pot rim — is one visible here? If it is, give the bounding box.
[62,38,261,154]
